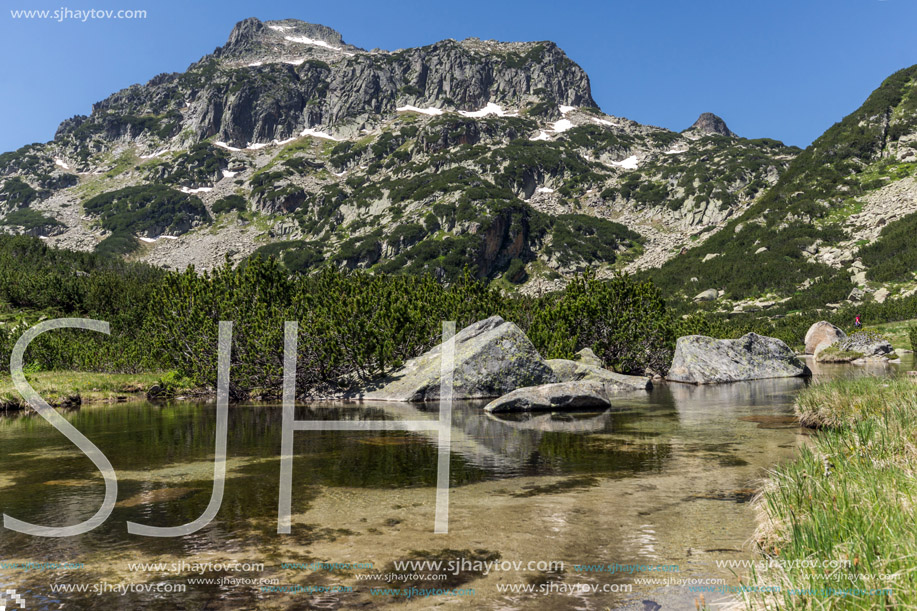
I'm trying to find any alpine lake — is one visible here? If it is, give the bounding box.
[0,355,912,610]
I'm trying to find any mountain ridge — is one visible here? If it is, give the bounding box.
[9,17,911,314]
[53,17,597,153]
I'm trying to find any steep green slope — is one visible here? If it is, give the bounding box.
[644,64,917,311]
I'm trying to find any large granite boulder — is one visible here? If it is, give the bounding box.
[666,333,809,385]
[546,359,652,392]
[804,321,847,354]
[483,381,614,413]
[838,332,894,359]
[363,316,556,402]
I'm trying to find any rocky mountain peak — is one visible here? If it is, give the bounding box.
[686,112,735,137]
[53,17,599,149]
[223,17,264,49]
[265,19,348,46]
[214,17,360,63]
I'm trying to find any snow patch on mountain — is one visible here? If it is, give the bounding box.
[551,118,575,132]
[246,137,297,150]
[300,127,341,141]
[611,155,639,170]
[215,141,242,152]
[458,103,517,118]
[396,105,444,116]
[284,35,354,55]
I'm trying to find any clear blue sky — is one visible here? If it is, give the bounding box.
[1,0,915,152]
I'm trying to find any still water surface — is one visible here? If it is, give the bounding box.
[0,356,911,610]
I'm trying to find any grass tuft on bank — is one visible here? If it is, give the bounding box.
[795,376,915,428]
[813,345,864,364]
[0,371,161,409]
[750,376,917,609]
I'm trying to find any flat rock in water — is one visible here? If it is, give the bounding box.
[813,341,858,363]
[546,359,652,392]
[667,332,809,385]
[484,381,614,413]
[363,316,556,402]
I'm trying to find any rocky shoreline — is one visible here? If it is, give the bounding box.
[353,317,814,412]
[4,319,902,415]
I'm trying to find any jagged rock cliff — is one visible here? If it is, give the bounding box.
[55,18,596,151]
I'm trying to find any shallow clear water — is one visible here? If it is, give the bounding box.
[0,355,912,610]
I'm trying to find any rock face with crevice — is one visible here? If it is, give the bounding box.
[667,333,809,384]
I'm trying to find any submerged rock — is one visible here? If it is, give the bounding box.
[483,381,613,413]
[667,333,809,385]
[804,321,847,354]
[363,316,556,402]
